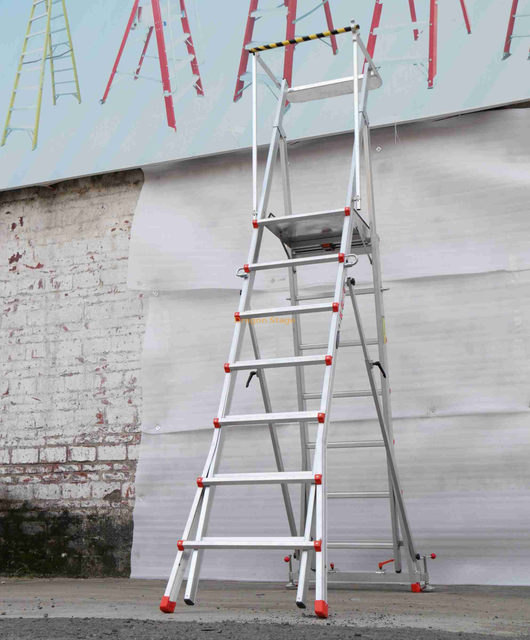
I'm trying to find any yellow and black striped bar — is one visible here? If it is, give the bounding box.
[249,25,359,54]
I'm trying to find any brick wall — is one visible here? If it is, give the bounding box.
[0,170,146,576]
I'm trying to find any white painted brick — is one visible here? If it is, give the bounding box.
[98,445,127,461]
[11,448,39,464]
[92,482,121,499]
[0,449,10,464]
[127,445,140,461]
[8,484,34,500]
[62,483,91,499]
[34,484,61,500]
[69,446,97,462]
[40,447,67,463]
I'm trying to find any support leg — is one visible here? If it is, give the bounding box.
[459,0,472,34]
[428,0,438,89]
[283,0,297,90]
[322,0,338,54]
[503,0,519,59]
[152,0,177,130]
[180,0,205,96]
[234,0,259,102]
[134,27,153,79]
[408,0,419,41]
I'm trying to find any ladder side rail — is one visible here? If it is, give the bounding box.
[100,0,141,104]
[48,12,57,105]
[295,483,316,608]
[184,81,291,604]
[1,0,38,146]
[459,0,472,35]
[283,0,297,97]
[322,0,339,54]
[408,0,419,40]
[151,0,177,131]
[252,53,258,214]
[61,0,81,101]
[347,278,421,575]
[366,0,383,67]
[360,114,402,572]
[504,0,520,59]
[428,0,438,88]
[33,0,54,150]
[248,322,299,537]
[234,0,259,102]
[134,27,154,79]
[179,0,204,95]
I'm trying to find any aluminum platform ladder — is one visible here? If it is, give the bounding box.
[503,0,530,59]
[160,21,434,620]
[1,0,81,151]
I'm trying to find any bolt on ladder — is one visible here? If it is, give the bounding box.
[160,21,434,620]
[100,0,204,132]
[1,0,81,151]
[503,0,530,59]
[366,0,471,89]
[234,0,339,103]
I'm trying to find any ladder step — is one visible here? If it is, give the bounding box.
[304,390,382,400]
[374,22,427,33]
[307,440,384,450]
[19,67,42,73]
[217,411,321,427]
[300,338,378,350]
[287,75,382,104]
[6,127,34,131]
[328,541,398,550]
[200,471,315,487]
[26,30,46,38]
[250,6,287,18]
[294,287,384,302]
[179,537,313,550]
[227,354,328,372]
[238,302,333,321]
[258,208,345,229]
[30,12,48,21]
[245,254,343,273]
[22,48,44,56]
[53,67,74,73]
[50,27,67,34]
[50,13,65,20]
[328,492,390,499]
[10,106,37,111]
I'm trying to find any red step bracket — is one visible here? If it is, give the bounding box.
[314,474,322,485]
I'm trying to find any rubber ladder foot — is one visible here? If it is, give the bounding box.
[411,583,422,593]
[159,596,176,613]
[184,598,195,606]
[315,600,329,618]
[295,600,306,609]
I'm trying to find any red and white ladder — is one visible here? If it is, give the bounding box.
[503,0,530,60]
[100,0,204,131]
[366,0,471,88]
[159,22,435,619]
[234,0,339,103]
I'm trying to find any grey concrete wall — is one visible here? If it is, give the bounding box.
[0,170,147,577]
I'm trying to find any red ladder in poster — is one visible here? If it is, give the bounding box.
[100,0,204,131]
[503,0,530,60]
[366,0,471,89]
[233,0,338,103]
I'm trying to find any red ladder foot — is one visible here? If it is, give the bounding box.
[411,582,422,593]
[160,596,176,613]
[315,600,329,618]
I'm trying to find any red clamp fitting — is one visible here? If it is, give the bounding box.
[177,540,185,551]
[317,413,325,424]
[325,355,332,366]
[430,553,437,559]
[330,563,335,570]
[243,264,250,273]
[197,477,204,488]
[378,558,395,570]
[338,253,345,263]
[224,363,231,373]
[314,540,322,552]
[234,312,241,322]
[314,474,322,485]
[213,418,220,428]
[252,219,258,228]
[332,302,339,312]
[284,556,290,563]
[344,207,351,216]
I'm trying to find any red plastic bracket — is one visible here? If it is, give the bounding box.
[224,363,231,373]
[430,553,437,559]
[314,539,322,552]
[317,413,325,423]
[234,312,241,322]
[177,540,185,551]
[243,264,250,273]
[332,303,339,312]
[213,418,220,428]
[284,556,290,563]
[325,355,332,366]
[411,582,422,593]
[197,477,204,488]
[378,558,394,570]
[344,206,351,216]
[314,474,322,485]
[315,600,329,619]
[338,253,345,263]
[159,596,176,613]
[252,219,258,228]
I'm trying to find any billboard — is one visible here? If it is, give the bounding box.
[0,0,528,190]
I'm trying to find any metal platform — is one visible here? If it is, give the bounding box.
[261,208,371,257]
[287,73,382,104]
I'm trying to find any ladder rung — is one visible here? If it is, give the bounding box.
[6,127,34,131]
[180,537,312,550]
[201,471,314,487]
[51,42,69,47]
[238,302,333,321]
[217,411,320,427]
[22,48,44,56]
[294,288,384,302]
[10,106,37,111]
[30,13,48,21]
[53,67,74,73]
[257,208,344,229]
[304,389,381,400]
[55,80,75,84]
[19,67,42,73]
[514,13,530,18]
[50,27,66,34]
[27,30,46,38]
[245,254,342,273]
[300,338,378,350]
[50,13,65,20]
[328,541,397,549]
[228,355,328,372]
[14,86,39,91]
[328,492,390,499]
[250,6,287,18]
[374,21,427,33]
[307,440,385,450]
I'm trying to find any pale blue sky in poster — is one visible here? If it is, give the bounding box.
[0,0,527,190]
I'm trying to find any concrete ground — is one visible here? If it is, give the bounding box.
[0,579,529,639]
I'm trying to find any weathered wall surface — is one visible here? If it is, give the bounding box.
[0,170,146,576]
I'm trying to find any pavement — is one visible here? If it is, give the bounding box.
[0,578,529,636]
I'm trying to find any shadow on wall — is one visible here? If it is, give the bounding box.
[0,499,133,577]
